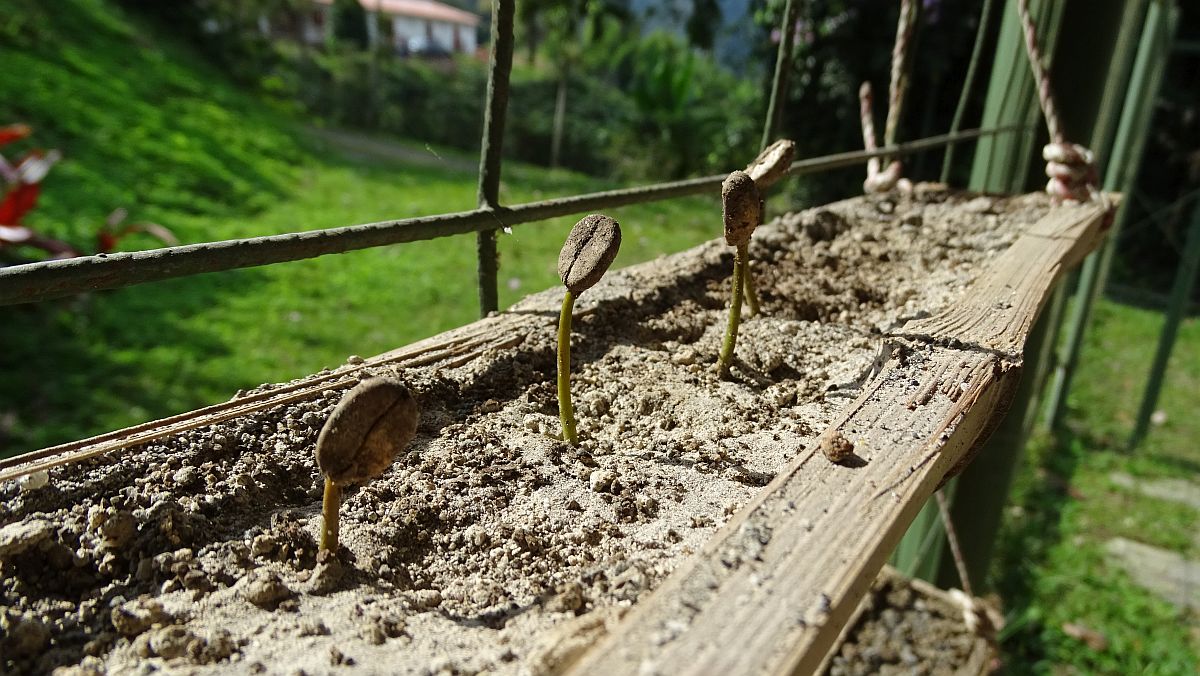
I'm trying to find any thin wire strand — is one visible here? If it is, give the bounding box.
[941,0,996,183]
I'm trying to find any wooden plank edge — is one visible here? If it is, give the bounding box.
[566,203,1113,676]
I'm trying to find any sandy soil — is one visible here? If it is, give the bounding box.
[825,572,992,676]
[0,188,1052,675]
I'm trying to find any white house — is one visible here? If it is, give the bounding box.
[309,0,480,55]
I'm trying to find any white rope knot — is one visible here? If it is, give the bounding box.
[863,160,912,194]
[1043,143,1097,204]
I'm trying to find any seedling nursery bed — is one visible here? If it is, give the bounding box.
[0,187,1109,675]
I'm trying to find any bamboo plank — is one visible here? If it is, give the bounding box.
[567,200,1110,676]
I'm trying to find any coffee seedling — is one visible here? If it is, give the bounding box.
[740,139,796,315]
[556,214,622,445]
[745,139,795,190]
[316,377,419,553]
[717,171,761,379]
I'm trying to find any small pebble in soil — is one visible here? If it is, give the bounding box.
[17,470,49,492]
[820,431,855,463]
[589,469,617,493]
[241,570,294,608]
[0,519,53,557]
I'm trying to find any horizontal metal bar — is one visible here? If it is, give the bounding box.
[0,126,1020,306]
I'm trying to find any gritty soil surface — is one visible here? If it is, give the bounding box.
[825,573,990,676]
[0,187,1052,675]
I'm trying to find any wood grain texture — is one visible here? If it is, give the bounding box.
[895,202,1112,355]
[567,199,1111,676]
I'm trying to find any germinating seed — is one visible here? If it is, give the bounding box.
[317,378,419,484]
[558,214,622,296]
[316,377,419,553]
[722,171,761,247]
[745,139,796,189]
[557,214,623,445]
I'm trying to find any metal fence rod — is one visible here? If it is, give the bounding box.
[1129,195,1200,449]
[940,0,996,183]
[475,0,514,318]
[0,126,1020,308]
[760,0,799,151]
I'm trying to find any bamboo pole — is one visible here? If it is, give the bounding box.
[1046,0,1180,428]
[894,0,1069,584]
[1130,198,1200,448]
[937,0,1141,590]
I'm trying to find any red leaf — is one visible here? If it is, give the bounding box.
[0,124,32,148]
[96,230,118,253]
[0,183,41,226]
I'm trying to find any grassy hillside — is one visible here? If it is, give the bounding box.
[0,0,719,454]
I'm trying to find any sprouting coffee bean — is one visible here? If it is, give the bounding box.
[557,214,622,297]
[722,171,761,247]
[745,139,795,189]
[317,378,419,485]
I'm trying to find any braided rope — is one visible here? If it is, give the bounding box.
[1016,0,1105,205]
[1015,0,1063,144]
[859,82,881,179]
[861,0,917,194]
[884,0,919,149]
[860,83,906,193]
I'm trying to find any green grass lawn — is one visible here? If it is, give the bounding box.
[0,0,720,455]
[994,299,1200,674]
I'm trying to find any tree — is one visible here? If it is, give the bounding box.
[329,0,369,50]
[534,0,633,167]
[686,0,722,51]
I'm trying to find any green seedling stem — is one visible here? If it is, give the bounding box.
[558,290,579,445]
[321,479,341,552]
[718,244,748,378]
[556,214,621,445]
[743,260,761,315]
[718,171,760,378]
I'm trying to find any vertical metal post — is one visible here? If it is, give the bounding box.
[1130,198,1200,448]
[475,0,515,317]
[760,0,798,151]
[1045,0,1179,428]
[940,0,996,183]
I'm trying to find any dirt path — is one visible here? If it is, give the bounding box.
[308,127,478,173]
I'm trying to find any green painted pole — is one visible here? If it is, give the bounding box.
[1091,2,1180,304]
[940,0,996,184]
[1130,199,1200,449]
[1045,0,1176,429]
[935,294,1061,591]
[893,0,1069,583]
[939,0,1141,590]
[968,1,1067,193]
